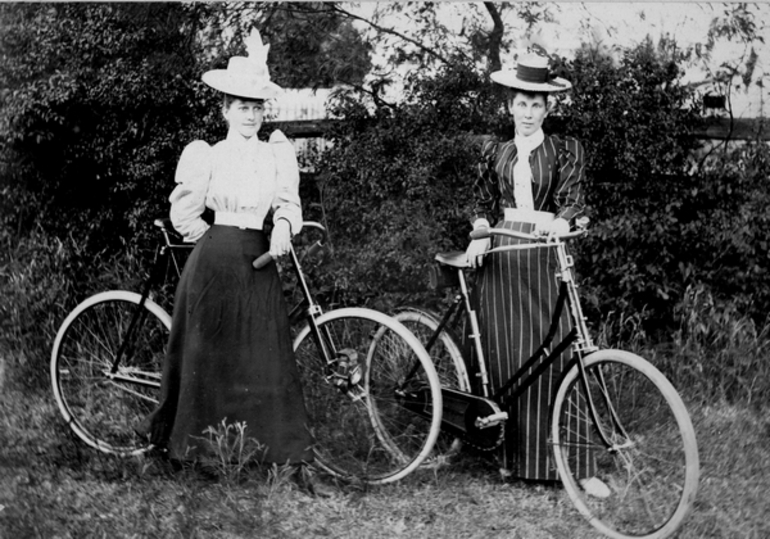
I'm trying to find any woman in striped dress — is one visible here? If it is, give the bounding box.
[465,51,609,498]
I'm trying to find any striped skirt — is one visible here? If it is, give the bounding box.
[475,213,594,480]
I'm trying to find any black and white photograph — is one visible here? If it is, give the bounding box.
[1,2,768,537]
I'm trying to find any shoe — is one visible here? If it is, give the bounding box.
[498,467,514,481]
[291,465,335,498]
[579,477,610,499]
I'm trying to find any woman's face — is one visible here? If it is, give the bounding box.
[223,97,265,139]
[508,91,548,137]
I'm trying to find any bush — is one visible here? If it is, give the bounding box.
[311,59,501,309]
[0,3,215,254]
[0,219,154,390]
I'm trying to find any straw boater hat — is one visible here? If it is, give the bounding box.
[490,51,571,93]
[202,29,283,100]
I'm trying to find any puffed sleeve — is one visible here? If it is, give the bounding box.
[553,137,586,223]
[169,140,212,242]
[269,130,303,235]
[470,137,501,228]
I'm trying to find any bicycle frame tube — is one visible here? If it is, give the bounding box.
[422,299,460,353]
[109,243,169,375]
[549,241,594,354]
[287,244,338,376]
[491,281,579,406]
[457,270,494,398]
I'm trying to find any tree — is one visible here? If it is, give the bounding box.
[0,2,211,251]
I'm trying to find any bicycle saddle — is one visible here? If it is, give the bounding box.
[435,251,470,269]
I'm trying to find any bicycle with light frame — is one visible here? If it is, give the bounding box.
[50,218,443,485]
[393,222,700,539]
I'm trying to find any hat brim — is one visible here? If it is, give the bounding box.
[202,70,283,100]
[490,70,572,93]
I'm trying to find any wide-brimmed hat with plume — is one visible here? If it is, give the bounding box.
[202,29,283,100]
[491,48,571,93]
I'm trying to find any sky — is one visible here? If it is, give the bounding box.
[524,2,768,117]
[349,1,769,118]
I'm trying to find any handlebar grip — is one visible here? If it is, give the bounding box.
[469,228,491,240]
[306,241,324,259]
[252,252,273,269]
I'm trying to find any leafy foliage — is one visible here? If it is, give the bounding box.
[313,34,770,344]
[0,3,213,254]
[197,3,372,90]
[312,58,503,308]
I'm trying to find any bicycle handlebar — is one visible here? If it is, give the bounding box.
[252,221,327,270]
[253,252,274,269]
[469,226,586,243]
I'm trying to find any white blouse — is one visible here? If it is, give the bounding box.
[169,128,302,242]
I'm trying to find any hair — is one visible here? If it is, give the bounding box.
[221,93,265,111]
[507,89,549,105]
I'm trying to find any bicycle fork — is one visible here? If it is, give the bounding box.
[552,241,631,450]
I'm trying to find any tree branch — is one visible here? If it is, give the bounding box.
[326,4,452,66]
[484,2,504,73]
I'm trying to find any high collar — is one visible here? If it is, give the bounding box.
[514,128,545,152]
[225,128,259,147]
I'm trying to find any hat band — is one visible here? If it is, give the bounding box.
[516,65,549,83]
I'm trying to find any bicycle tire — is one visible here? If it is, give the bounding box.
[293,307,442,484]
[393,308,470,464]
[551,350,699,539]
[50,291,170,456]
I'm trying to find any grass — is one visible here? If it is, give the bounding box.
[1,370,769,539]
[3,230,770,537]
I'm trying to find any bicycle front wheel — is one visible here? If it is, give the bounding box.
[551,350,699,539]
[294,307,442,484]
[50,291,170,456]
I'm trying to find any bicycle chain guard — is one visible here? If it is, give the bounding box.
[440,388,506,451]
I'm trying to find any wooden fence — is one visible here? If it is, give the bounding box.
[266,117,769,142]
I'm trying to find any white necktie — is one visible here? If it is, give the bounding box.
[512,129,544,210]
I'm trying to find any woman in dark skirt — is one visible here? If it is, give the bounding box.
[465,50,609,498]
[139,29,322,491]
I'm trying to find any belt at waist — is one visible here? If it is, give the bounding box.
[503,208,555,225]
[214,211,263,230]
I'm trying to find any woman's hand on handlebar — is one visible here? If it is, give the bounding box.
[466,237,491,268]
[534,217,570,238]
[270,219,293,258]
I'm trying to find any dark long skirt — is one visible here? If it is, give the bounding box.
[476,219,594,480]
[140,225,314,464]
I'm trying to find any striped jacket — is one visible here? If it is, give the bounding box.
[471,135,586,225]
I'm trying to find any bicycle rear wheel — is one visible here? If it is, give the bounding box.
[393,308,470,464]
[50,291,170,456]
[293,307,442,484]
[551,350,699,539]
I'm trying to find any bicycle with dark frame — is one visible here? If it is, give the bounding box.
[393,221,699,539]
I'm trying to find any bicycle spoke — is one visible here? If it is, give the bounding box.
[552,351,699,539]
[294,308,441,484]
[51,293,169,456]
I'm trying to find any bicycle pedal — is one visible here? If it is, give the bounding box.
[475,411,508,429]
[333,348,362,387]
